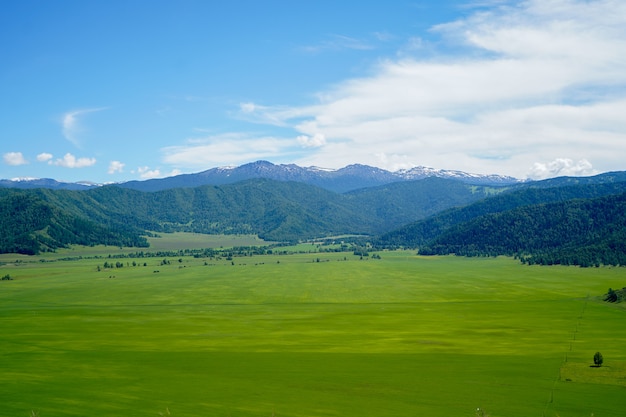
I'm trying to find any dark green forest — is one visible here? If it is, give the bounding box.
[378,182,626,248]
[1,173,626,266]
[416,192,626,267]
[0,193,148,254]
[378,178,626,266]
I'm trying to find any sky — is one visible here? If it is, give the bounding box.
[2,0,626,183]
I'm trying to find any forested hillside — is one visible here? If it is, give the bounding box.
[416,192,626,266]
[377,177,626,266]
[0,177,497,254]
[379,181,626,247]
[344,177,502,231]
[0,192,148,254]
[0,180,364,254]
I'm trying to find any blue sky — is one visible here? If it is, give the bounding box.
[2,0,626,183]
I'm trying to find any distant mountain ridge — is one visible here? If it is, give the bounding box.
[120,161,524,192]
[0,177,98,191]
[0,160,524,193]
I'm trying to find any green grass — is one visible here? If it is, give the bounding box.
[145,232,269,251]
[1,248,625,416]
[0,233,268,263]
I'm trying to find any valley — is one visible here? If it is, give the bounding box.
[5,0,626,415]
[2,165,626,416]
[0,238,625,416]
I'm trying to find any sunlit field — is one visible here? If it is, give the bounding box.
[1,238,625,416]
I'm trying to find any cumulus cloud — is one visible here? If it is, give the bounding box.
[136,166,161,179]
[3,152,28,166]
[37,153,53,162]
[528,158,597,180]
[133,166,181,179]
[297,133,326,148]
[52,153,97,168]
[107,160,125,174]
[238,0,626,178]
[62,107,107,146]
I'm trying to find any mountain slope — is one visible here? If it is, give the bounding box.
[345,177,505,231]
[0,179,375,254]
[116,160,523,193]
[0,191,149,254]
[379,174,626,247]
[417,192,626,266]
[0,178,97,190]
[91,178,492,239]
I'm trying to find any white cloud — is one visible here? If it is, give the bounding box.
[62,107,107,146]
[107,160,125,174]
[240,102,256,113]
[297,133,326,148]
[137,166,161,179]
[162,132,298,168]
[134,166,181,179]
[3,152,28,166]
[52,153,97,168]
[37,153,53,162]
[528,158,597,180]
[237,0,626,178]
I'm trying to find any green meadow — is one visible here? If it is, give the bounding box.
[1,241,625,416]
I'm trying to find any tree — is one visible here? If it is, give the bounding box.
[605,288,618,302]
[593,351,603,367]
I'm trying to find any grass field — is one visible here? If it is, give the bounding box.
[1,240,625,416]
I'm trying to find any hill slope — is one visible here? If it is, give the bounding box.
[377,173,626,266]
[345,177,504,231]
[379,174,626,247]
[0,177,499,254]
[417,192,626,266]
[0,192,149,254]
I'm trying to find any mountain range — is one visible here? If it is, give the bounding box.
[1,161,625,267]
[1,160,523,193]
[0,177,99,191]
